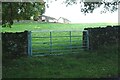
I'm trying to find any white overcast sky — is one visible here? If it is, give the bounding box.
[43,0,118,23]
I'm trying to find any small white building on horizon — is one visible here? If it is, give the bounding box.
[57,17,71,23]
[38,15,58,22]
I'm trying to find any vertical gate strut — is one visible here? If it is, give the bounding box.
[28,31,32,56]
[50,32,52,54]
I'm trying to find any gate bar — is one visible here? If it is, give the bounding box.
[28,31,32,56]
[70,31,72,51]
[50,32,52,53]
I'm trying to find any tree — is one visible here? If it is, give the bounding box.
[2,1,45,27]
[64,0,119,14]
[47,0,119,14]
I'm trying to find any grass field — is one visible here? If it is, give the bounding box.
[2,22,118,32]
[2,22,118,78]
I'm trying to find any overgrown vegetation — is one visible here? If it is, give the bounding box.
[2,44,118,78]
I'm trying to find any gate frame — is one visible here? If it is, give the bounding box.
[28,30,89,56]
[28,31,32,56]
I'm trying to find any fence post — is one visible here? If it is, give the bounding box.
[70,31,72,51]
[86,30,89,50]
[28,31,32,56]
[50,31,52,54]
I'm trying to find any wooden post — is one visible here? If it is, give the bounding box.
[50,32,52,53]
[28,31,32,56]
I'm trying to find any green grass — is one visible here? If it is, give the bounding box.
[3,45,118,78]
[2,22,118,78]
[2,22,118,32]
